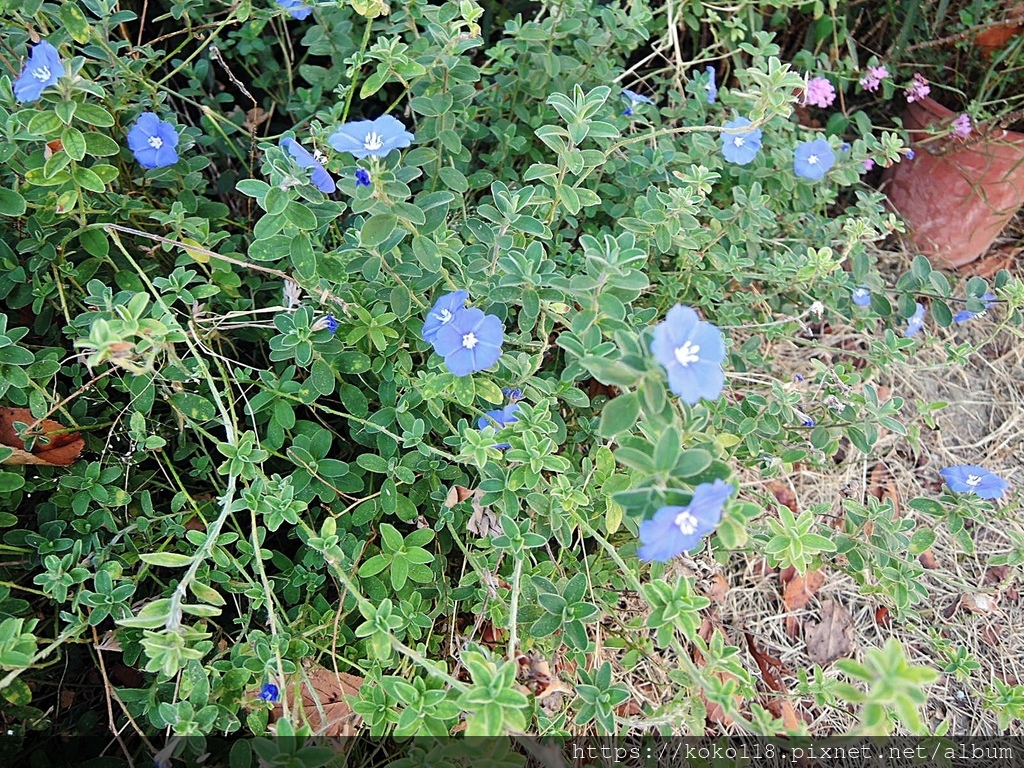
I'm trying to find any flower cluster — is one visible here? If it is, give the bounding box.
[859,65,889,92]
[803,76,836,108]
[638,480,734,562]
[422,291,504,377]
[905,73,930,103]
[951,113,972,139]
[650,305,726,405]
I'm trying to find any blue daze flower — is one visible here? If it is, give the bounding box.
[421,290,469,344]
[258,683,280,702]
[280,137,335,193]
[502,387,523,402]
[14,40,62,103]
[275,0,312,19]
[852,286,871,307]
[637,480,734,562]
[329,115,414,159]
[127,113,179,169]
[477,404,520,449]
[355,168,371,187]
[650,304,726,405]
[906,149,916,160]
[433,307,504,377]
[720,117,762,165]
[954,293,996,323]
[622,89,654,105]
[705,66,717,103]
[324,314,339,334]
[793,138,836,180]
[940,465,1008,500]
[904,302,926,338]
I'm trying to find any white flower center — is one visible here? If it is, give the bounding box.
[33,65,51,81]
[966,474,982,487]
[733,137,745,147]
[462,332,478,349]
[807,154,819,164]
[148,136,163,149]
[674,510,698,536]
[854,289,867,298]
[363,132,384,151]
[436,308,453,324]
[674,341,700,367]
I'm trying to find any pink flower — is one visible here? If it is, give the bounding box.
[862,158,875,171]
[803,76,836,108]
[905,73,930,103]
[859,65,889,92]
[952,113,972,138]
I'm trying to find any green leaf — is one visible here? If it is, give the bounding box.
[360,214,398,248]
[168,393,217,422]
[61,126,87,161]
[139,552,194,568]
[73,166,106,193]
[74,103,115,128]
[60,3,92,43]
[83,132,119,157]
[598,393,640,438]
[0,188,26,217]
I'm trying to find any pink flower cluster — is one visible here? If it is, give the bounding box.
[952,113,972,138]
[859,65,889,92]
[803,76,836,108]
[905,73,930,103]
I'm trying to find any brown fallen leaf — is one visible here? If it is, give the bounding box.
[781,567,825,638]
[704,572,730,604]
[444,485,474,508]
[466,491,501,538]
[264,661,364,736]
[919,550,938,569]
[767,481,798,513]
[0,408,84,466]
[961,593,1000,615]
[804,599,855,665]
[745,633,805,731]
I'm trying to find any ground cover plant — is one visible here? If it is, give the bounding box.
[2,0,1024,764]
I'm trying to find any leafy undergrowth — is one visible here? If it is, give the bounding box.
[1,0,1024,764]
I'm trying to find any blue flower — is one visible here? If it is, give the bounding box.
[258,683,280,702]
[704,66,717,103]
[275,0,312,19]
[328,115,415,159]
[720,117,762,165]
[852,286,871,307]
[433,307,504,377]
[650,304,726,405]
[280,137,335,193]
[127,113,179,169]
[906,149,916,160]
[954,293,996,323]
[793,138,836,180]
[478,404,520,449]
[637,480,734,562]
[421,290,469,344]
[904,302,926,338]
[622,106,634,117]
[502,387,523,402]
[14,40,62,103]
[622,89,654,106]
[355,168,371,187]
[940,465,1008,500]
[324,314,339,334]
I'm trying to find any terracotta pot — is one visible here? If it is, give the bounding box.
[883,96,1024,268]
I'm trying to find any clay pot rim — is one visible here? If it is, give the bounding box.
[905,96,1024,153]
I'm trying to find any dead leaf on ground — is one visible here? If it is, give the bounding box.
[919,550,938,569]
[767,481,797,513]
[745,633,805,730]
[781,567,825,638]
[804,599,855,665]
[868,463,901,515]
[466,490,501,538]
[961,593,1000,616]
[263,661,364,736]
[704,572,730,604]
[694,621,742,727]
[984,565,1010,585]
[0,408,84,466]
